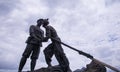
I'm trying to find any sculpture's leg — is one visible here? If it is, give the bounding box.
[30,45,40,71]
[55,52,67,72]
[18,56,27,72]
[54,42,71,72]
[31,59,37,71]
[18,44,33,72]
[44,44,54,67]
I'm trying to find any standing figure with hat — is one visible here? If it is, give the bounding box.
[18,19,44,72]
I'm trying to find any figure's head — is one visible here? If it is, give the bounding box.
[37,19,44,26]
[43,18,49,27]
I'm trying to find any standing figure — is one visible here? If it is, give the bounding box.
[18,19,44,72]
[43,19,71,72]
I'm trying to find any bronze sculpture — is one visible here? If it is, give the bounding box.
[18,19,44,72]
[42,19,71,72]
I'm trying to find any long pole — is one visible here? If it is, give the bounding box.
[93,58,120,72]
[51,37,120,72]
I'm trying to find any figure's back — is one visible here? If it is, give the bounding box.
[47,25,58,38]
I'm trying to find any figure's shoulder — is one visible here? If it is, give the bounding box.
[46,25,55,31]
[46,25,50,29]
[31,25,35,27]
[47,25,54,29]
[30,25,36,28]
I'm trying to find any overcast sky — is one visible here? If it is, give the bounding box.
[0,0,120,72]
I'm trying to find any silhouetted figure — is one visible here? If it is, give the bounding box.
[18,19,44,72]
[43,19,71,72]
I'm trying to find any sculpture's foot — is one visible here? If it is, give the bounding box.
[47,64,52,69]
[18,70,28,72]
[67,69,72,72]
[18,70,21,72]
[48,66,52,69]
[67,67,72,72]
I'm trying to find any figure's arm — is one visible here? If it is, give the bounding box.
[30,25,41,41]
[42,37,48,42]
[37,30,44,41]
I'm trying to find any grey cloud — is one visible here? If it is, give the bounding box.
[97,48,114,58]
[0,0,20,16]
[105,0,120,6]
[42,0,60,8]
[41,0,82,18]
[0,62,17,70]
[108,34,119,42]
[0,50,18,69]
[42,0,79,9]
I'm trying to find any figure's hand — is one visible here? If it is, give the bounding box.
[42,37,49,42]
[78,51,93,59]
[85,54,93,59]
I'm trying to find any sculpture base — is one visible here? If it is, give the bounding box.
[23,65,66,72]
[22,60,106,72]
[34,65,63,72]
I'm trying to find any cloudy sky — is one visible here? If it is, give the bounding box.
[0,0,120,72]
